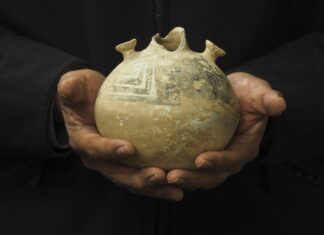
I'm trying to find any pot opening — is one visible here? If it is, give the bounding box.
[154,27,186,51]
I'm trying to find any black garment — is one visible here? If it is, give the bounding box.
[0,1,323,234]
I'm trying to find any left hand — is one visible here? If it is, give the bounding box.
[57,69,183,201]
[166,72,287,190]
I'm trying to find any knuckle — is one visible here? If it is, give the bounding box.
[97,138,117,158]
[102,142,115,156]
[131,178,146,191]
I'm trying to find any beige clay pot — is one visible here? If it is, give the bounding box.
[95,27,240,170]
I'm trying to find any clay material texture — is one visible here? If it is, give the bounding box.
[95,27,240,170]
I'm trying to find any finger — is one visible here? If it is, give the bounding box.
[167,169,229,190]
[58,76,88,106]
[145,185,184,201]
[195,151,244,171]
[100,162,166,189]
[72,128,136,161]
[262,90,287,116]
[99,162,183,201]
[194,126,264,171]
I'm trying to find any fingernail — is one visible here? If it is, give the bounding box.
[116,146,131,157]
[147,175,163,186]
[168,177,187,186]
[168,190,184,202]
[196,159,213,169]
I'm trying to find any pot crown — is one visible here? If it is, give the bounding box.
[95,27,240,169]
[116,27,225,62]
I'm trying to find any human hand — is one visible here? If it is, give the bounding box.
[57,69,183,201]
[167,72,287,190]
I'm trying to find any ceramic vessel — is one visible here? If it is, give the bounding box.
[95,27,240,170]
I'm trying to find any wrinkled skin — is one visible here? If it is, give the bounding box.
[167,72,287,190]
[57,69,286,200]
[57,69,183,201]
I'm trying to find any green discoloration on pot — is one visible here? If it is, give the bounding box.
[95,27,240,170]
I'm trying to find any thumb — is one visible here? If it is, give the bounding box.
[262,90,287,117]
[58,76,88,106]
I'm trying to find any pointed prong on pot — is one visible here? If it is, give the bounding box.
[202,40,225,62]
[115,38,137,60]
[153,27,189,51]
[163,27,189,50]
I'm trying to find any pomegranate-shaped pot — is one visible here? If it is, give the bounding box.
[95,27,240,170]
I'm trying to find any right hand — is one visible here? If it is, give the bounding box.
[57,69,183,201]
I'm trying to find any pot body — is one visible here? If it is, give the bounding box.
[95,27,240,170]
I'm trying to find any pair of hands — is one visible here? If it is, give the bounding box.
[57,69,286,201]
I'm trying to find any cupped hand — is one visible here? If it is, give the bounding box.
[167,72,287,190]
[57,69,183,201]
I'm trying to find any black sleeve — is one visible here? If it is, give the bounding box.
[231,33,324,164]
[0,26,89,159]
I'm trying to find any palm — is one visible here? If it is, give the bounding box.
[57,69,183,201]
[228,72,286,152]
[58,70,104,130]
[166,72,286,190]
[228,75,271,157]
